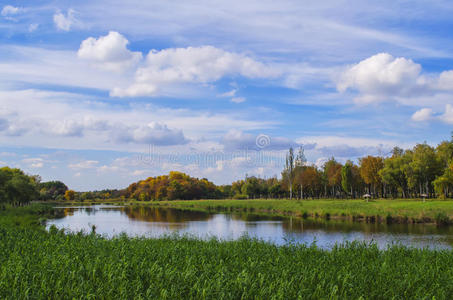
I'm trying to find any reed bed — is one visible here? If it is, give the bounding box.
[1,226,453,299]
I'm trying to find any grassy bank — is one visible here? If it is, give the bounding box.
[142,198,453,224]
[1,226,453,299]
[0,203,62,227]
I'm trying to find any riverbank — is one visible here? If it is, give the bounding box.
[140,198,453,225]
[1,225,453,299]
[0,203,63,227]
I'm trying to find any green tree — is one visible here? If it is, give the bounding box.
[380,149,411,198]
[341,161,353,197]
[0,167,39,206]
[407,144,443,196]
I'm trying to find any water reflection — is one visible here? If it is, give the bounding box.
[47,205,453,249]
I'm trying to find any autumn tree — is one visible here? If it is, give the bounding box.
[64,189,75,201]
[323,158,343,198]
[359,156,384,197]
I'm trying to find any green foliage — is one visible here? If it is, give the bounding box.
[39,180,68,200]
[341,161,353,195]
[0,203,60,227]
[0,167,39,206]
[2,227,453,299]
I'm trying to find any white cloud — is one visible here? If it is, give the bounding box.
[411,105,453,124]
[337,53,422,104]
[218,89,237,97]
[112,122,188,145]
[112,45,280,97]
[231,97,246,103]
[28,23,38,32]
[68,160,99,170]
[411,108,433,122]
[0,45,126,91]
[0,89,270,151]
[22,158,44,168]
[1,5,20,16]
[78,31,142,72]
[438,71,453,91]
[440,104,453,124]
[53,9,77,31]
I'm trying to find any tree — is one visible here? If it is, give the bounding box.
[294,147,307,199]
[408,144,443,197]
[39,181,68,201]
[283,148,295,199]
[0,167,39,206]
[359,156,384,197]
[323,158,343,198]
[436,139,453,168]
[299,166,322,198]
[434,161,453,198]
[380,150,411,198]
[64,190,75,201]
[341,161,353,197]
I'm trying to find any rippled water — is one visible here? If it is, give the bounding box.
[46,205,453,249]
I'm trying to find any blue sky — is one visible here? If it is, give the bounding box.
[1,0,453,190]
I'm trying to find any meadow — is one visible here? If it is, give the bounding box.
[138,198,453,224]
[2,225,453,299]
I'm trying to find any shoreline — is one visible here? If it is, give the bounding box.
[46,198,453,225]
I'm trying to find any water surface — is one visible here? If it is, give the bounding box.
[46,205,453,249]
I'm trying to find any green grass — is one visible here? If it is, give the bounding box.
[144,198,453,224]
[1,226,453,299]
[0,203,62,227]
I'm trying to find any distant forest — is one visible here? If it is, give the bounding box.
[1,135,453,205]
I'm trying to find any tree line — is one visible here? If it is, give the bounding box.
[276,138,453,200]
[2,135,453,203]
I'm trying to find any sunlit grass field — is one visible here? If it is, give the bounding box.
[144,198,453,223]
[2,226,453,299]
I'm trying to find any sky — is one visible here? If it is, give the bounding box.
[1,0,453,190]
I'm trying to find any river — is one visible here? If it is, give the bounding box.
[46,205,453,249]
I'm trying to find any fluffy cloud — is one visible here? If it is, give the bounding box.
[112,122,188,145]
[78,31,142,72]
[1,5,20,16]
[0,116,28,136]
[438,71,453,91]
[111,45,280,97]
[411,104,453,124]
[231,97,246,103]
[337,53,422,104]
[411,108,433,122]
[53,9,77,31]
[440,104,453,124]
